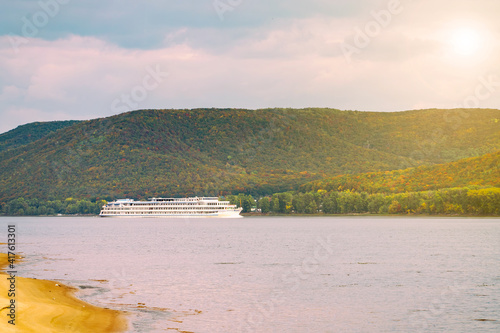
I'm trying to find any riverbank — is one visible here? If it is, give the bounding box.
[0,252,128,333]
[241,212,498,217]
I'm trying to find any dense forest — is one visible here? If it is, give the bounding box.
[301,151,500,194]
[0,108,499,204]
[2,185,499,216]
[0,120,80,153]
[249,187,500,216]
[226,149,500,217]
[0,197,105,216]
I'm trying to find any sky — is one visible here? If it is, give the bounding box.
[1,0,499,133]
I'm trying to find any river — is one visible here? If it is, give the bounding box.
[0,216,498,332]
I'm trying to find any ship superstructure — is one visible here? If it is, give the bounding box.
[100,197,242,217]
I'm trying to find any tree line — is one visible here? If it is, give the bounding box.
[0,197,106,216]
[1,186,499,216]
[230,187,500,216]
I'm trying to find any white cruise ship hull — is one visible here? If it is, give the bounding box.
[99,209,243,218]
[99,197,243,218]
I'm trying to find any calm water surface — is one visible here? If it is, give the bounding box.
[1,216,499,332]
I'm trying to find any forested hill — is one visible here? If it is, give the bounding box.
[301,151,500,194]
[0,108,499,201]
[0,120,81,153]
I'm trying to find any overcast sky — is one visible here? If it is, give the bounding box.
[1,0,499,133]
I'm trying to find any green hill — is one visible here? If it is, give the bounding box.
[0,120,81,153]
[301,151,500,194]
[0,108,499,201]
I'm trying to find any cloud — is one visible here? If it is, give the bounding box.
[2,106,71,134]
[1,1,500,133]
[0,0,391,50]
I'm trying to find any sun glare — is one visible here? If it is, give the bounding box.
[450,28,483,57]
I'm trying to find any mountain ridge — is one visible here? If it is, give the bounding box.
[0,120,81,153]
[0,108,498,201]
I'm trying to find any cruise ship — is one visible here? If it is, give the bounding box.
[99,196,242,218]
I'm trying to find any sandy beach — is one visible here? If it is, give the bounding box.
[0,252,128,332]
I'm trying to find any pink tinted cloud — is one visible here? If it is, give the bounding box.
[1,13,500,134]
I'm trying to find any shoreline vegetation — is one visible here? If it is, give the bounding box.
[1,185,499,217]
[0,198,105,216]
[241,211,500,217]
[228,187,500,217]
[0,252,128,333]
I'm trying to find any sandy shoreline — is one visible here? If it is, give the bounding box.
[0,252,128,332]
